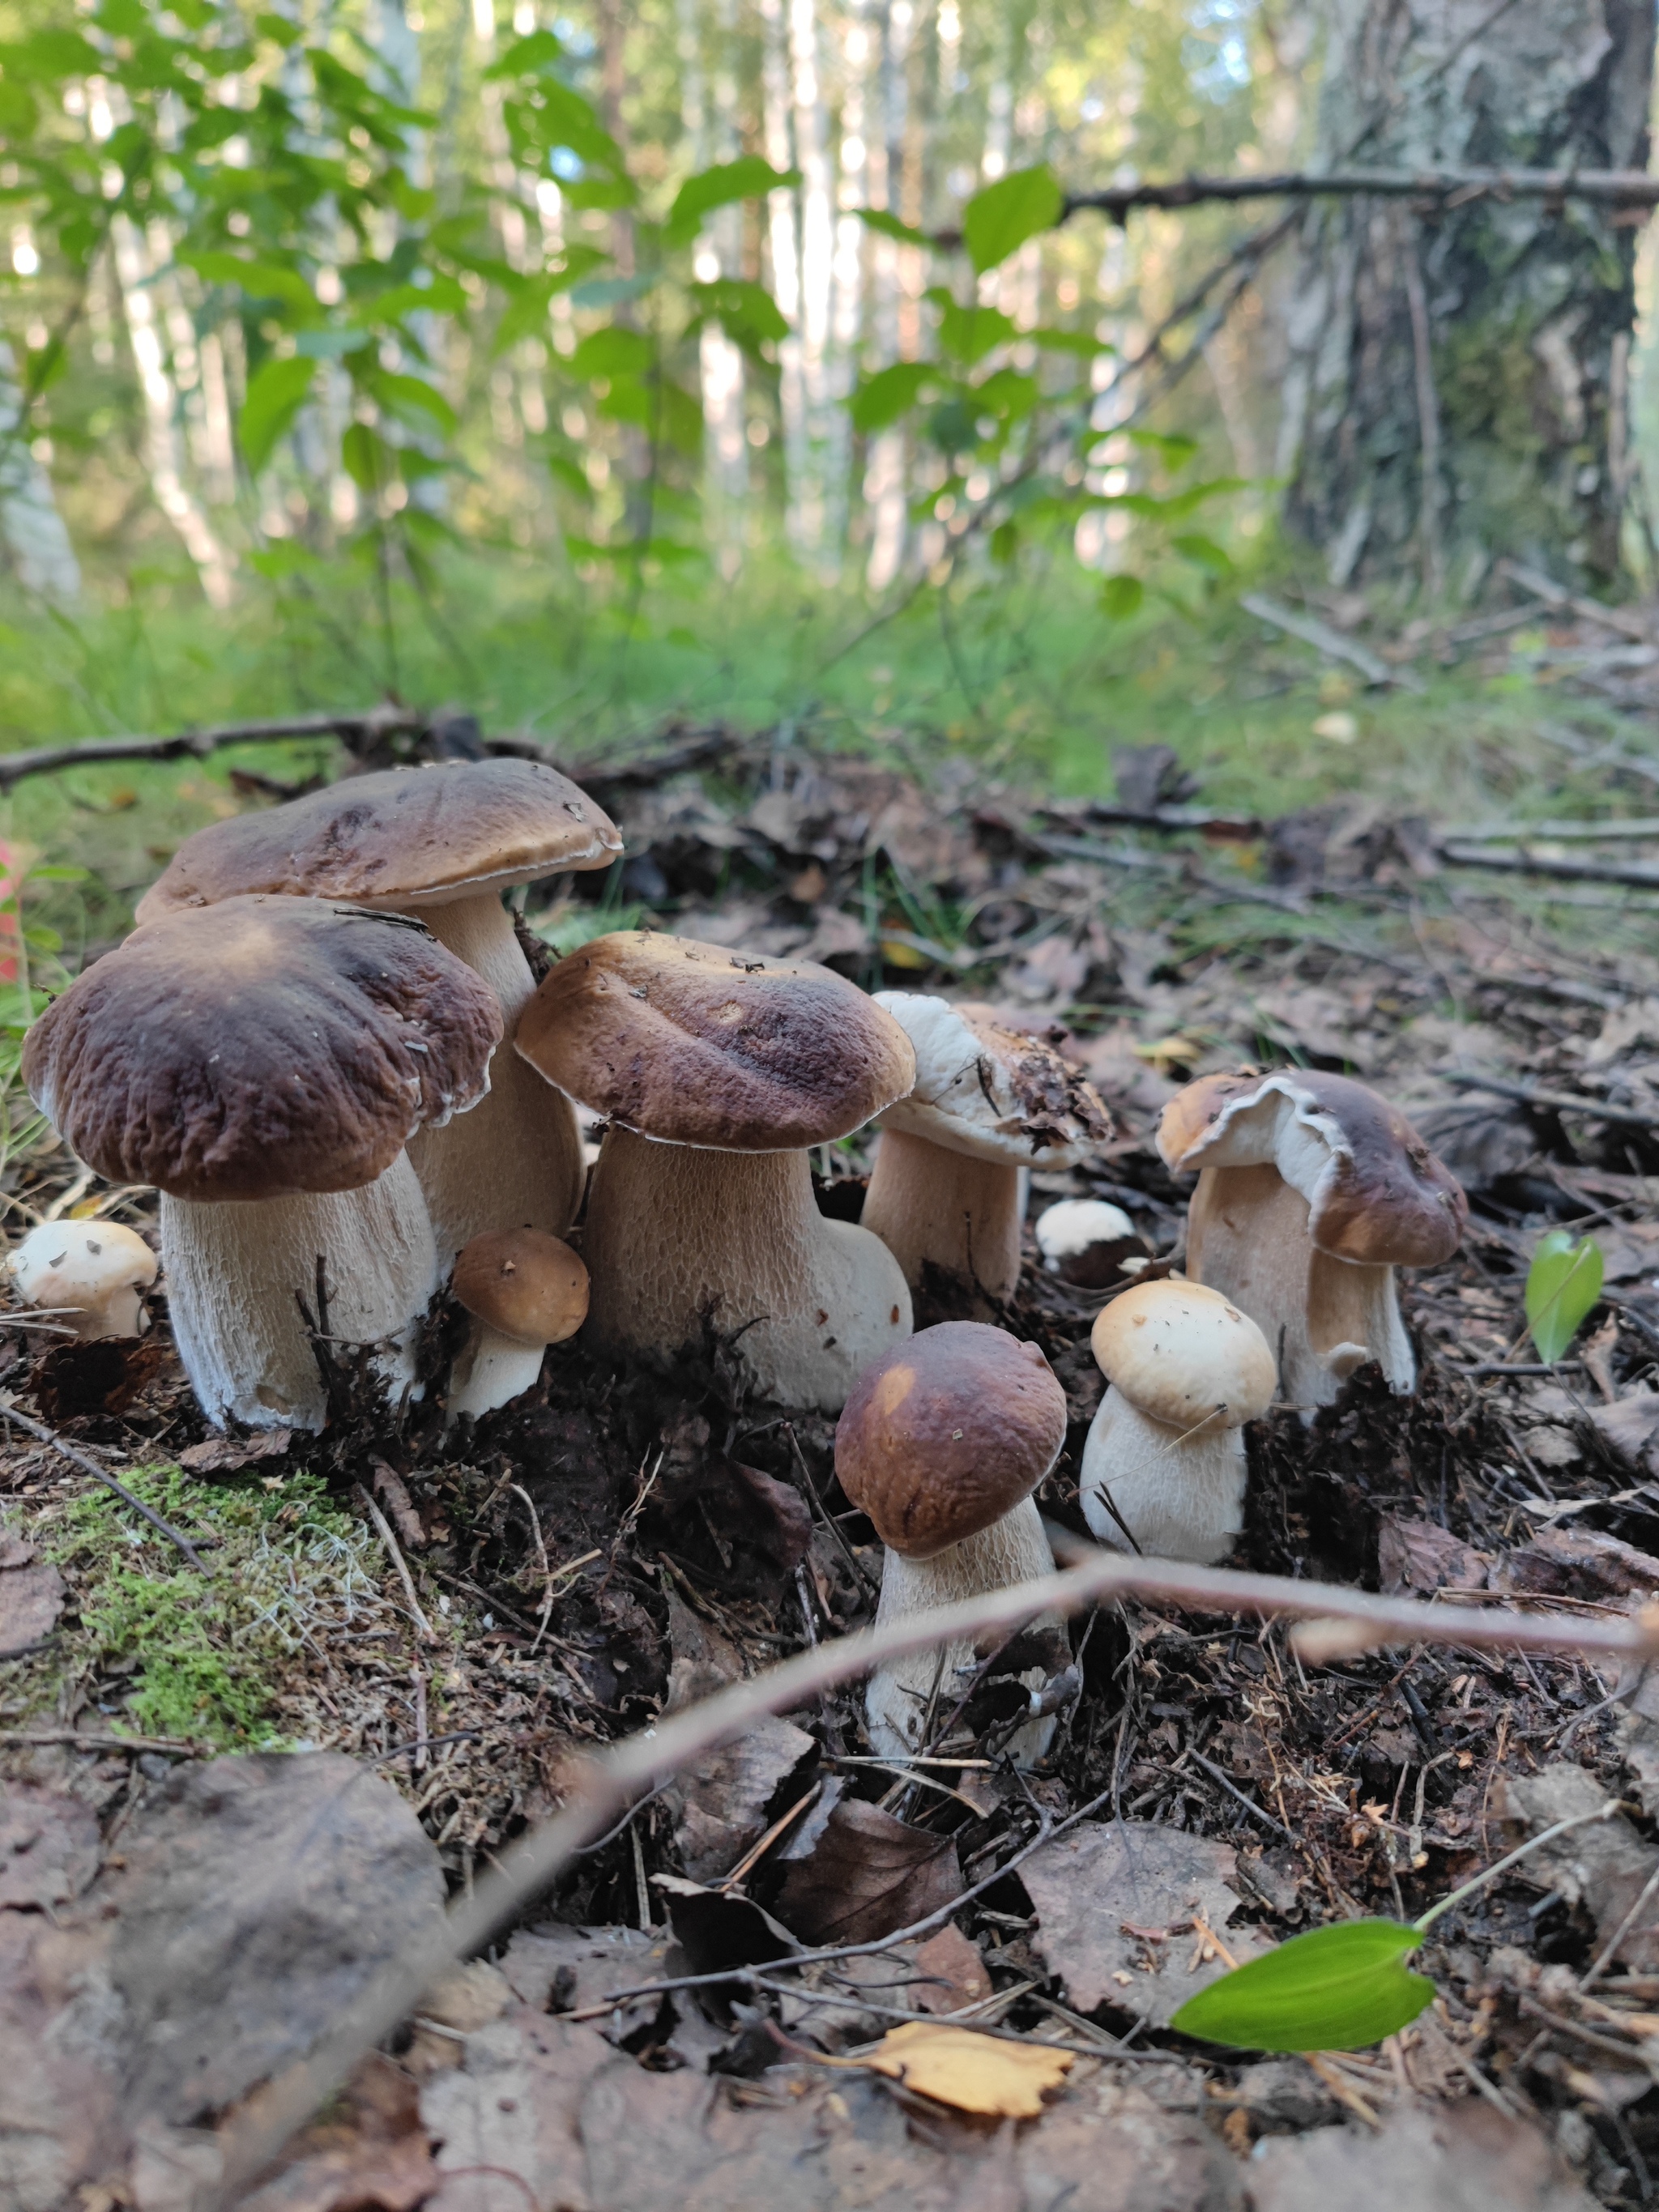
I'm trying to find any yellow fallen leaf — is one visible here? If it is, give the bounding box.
[860,2022,1073,2117]
[879,936,933,970]
[1132,1034,1203,1077]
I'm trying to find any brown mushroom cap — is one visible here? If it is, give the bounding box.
[835,1321,1068,1559]
[452,1227,588,1346]
[515,931,917,1150]
[872,994,1115,1165]
[1090,1279,1277,1430]
[134,760,622,922]
[22,897,502,1202]
[1156,1068,1467,1269]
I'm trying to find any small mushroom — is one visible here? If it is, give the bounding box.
[861,996,1115,1311]
[136,759,623,1264]
[23,897,501,1430]
[1081,1279,1276,1564]
[1034,1198,1149,1287]
[835,1321,1070,1764]
[449,1227,588,1423]
[516,931,916,1412]
[7,1221,157,1339]
[1158,1069,1467,1409]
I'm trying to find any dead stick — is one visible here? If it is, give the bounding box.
[199,1543,1659,2208]
[354,1484,437,1643]
[0,1397,211,1572]
[1058,165,1659,220]
[0,708,429,791]
[1441,1070,1659,1131]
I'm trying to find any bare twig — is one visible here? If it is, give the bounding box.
[1059,165,1659,222]
[0,1727,206,1754]
[200,1542,1659,2207]
[0,708,428,791]
[354,1484,437,1643]
[1239,593,1407,688]
[1496,558,1652,645]
[1439,842,1659,892]
[1441,1070,1659,1131]
[0,1397,211,1573]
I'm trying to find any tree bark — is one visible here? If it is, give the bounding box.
[1277,0,1656,601]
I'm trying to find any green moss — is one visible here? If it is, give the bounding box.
[41,1464,382,1748]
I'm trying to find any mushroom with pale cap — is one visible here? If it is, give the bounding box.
[448,1226,588,1423]
[7,1221,157,1339]
[134,759,622,1264]
[22,897,501,1430]
[515,930,915,1412]
[1157,1069,1467,1409]
[860,996,1115,1311]
[835,1321,1070,1762]
[1034,1197,1149,1287]
[1081,1278,1276,1564]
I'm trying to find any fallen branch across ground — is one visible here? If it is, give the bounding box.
[206,1536,1659,2206]
[0,708,429,791]
[1443,1070,1659,1129]
[0,1397,212,1571]
[1437,841,1659,891]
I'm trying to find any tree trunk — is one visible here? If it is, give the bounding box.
[0,344,80,601]
[1277,0,1655,602]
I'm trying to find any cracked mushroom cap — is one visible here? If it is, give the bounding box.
[835,1321,1068,1559]
[22,897,502,1202]
[452,1227,588,1347]
[134,759,622,921]
[1156,1069,1467,1269]
[514,931,916,1151]
[871,995,1115,1166]
[1090,1279,1276,1431]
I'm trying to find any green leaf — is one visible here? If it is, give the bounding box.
[1171,1921,1435,2053]
[1526,1230,1605,1365]
[936,299,1014,366]
[340,421,395,492]
[1099,573,1145,620]
[854,207,928,247]
[990,521,1018,564]
[238,356,316,475]
[850,360,934,434]
[666,157,799,244]
[1129,428,1200,468]
[971,367,1038,419]
[568,271,659,309]
[1030,326,1113,358]
[254,10,304,45]
[570,326,654,379]
[1173,532,1235,578]
[365,371,456,435]
[961,164,1064,274]
[687,277,789,349]
[482,28,565,78]
[178,251,318,315]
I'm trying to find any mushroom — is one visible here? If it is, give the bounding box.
[860,996,1115,1313]
[449,1226,588,1423]
[7,1221,157,1339]
[1158,1070,1468,1409]
[515,930,915,1412]
[1081,1279,1277,1564]
[134,759,622,1264]
[1034,1198,1149,1287]
[23,897,501,1430]
[835,1321,1070,1763]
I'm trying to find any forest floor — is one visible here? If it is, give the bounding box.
[11,584,1659,2207]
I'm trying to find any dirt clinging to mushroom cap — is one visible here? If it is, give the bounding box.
[23,897,503,1202]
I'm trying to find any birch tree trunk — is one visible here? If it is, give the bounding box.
[864,0,915,589]
[1277,0,1656,601]
[787,0,836,568]
[0,344,80,600]
[680,0,749,569]
[761,0,808,549]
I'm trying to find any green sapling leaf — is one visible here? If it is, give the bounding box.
[1169,1920,1433,2052]
[1525,1229,1604,1365]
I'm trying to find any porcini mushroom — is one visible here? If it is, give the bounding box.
[1034,1198,1148,1287]
[1158,1070,1467,1409]
[23,897,501,1430]
[1081,1279,1276,1564]
[7,1221,157,1339]
[134,759,622,1264]
[449,1226,588,1423]
[861,996,1114,1312]
[515,930,915,1412]
[836,1321,1070,1762]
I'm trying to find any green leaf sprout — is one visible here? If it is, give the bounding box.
[1525,1229,1604,1365]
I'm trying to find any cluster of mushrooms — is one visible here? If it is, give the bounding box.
[9,758,1469,1762]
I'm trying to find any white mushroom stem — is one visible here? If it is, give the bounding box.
[582,1127,912,1413]
[402,894,585,1267]
[446,1326,545,1425]
[866,1498,1061,1766]
[1186,1162,1414,1409]
[862,1128,1024,1306]
[1080,1387,1249,1566]
[160,1153,438,1432]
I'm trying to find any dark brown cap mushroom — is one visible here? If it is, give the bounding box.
[836,1320,1068,1559]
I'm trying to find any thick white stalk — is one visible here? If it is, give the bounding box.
[867,1498,1060,1765]
[447,1322,544,1424]
[1081,1387,1249,1566]
[862,1127,1022,1306]
[160,1156,437,1432]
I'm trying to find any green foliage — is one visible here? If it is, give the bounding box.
[1526,1230,1605,1363]
[962,164,1066,274]
[1171,1921,1435,2052]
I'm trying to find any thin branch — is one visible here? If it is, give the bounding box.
[1442,1070,1659,1128]
[0,710,427,792]
[203,1539,1659,2206]
[1438,843,1659,893]
[0,1397,211,1572]
[354,1483,437,1643]
[1058,166,1659,222]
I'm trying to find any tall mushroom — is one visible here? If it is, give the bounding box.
[1081,1279,1277,1564]
[7,1221,157,1339]
[449,1227,588,1424]
[860,996,1114,1312]
[23,897,501,1430]
[134,758,622,1264]
[515,931,915,1412]
[1158,1070,1467,1409]
[835,1321,1070,1763]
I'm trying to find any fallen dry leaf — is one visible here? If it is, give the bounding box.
[771,1797,962,1946]
[0,1784,100,1910]
[667,1711,814,1883]
[0,1547,65,1657]
[1499,1765,1659,1972]
[910,1923,992,2015]
[1247,2099,1596,2211]
[177,1428,292,1476]
[859,2021,1073,2117]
